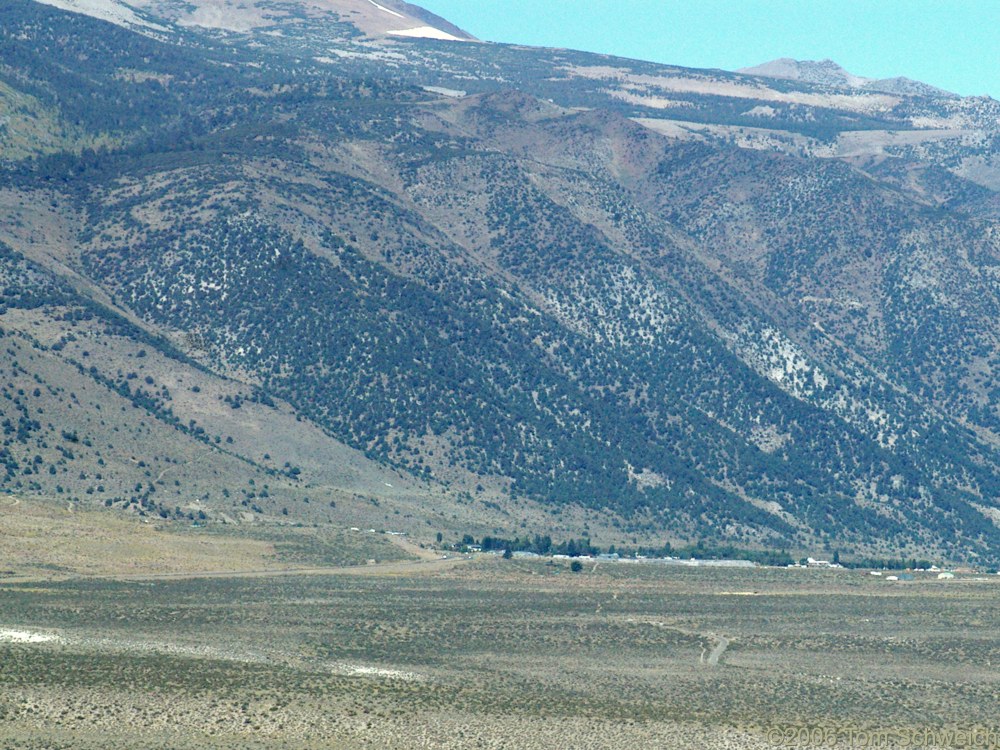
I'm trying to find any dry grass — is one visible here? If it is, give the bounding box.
[0,497,411,580]
[0,553,997,748]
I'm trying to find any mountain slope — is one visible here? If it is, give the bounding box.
[125,0,473,38]
[4,0,1000,562]
[32,0,168,31]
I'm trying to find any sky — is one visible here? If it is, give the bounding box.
[418,0,1000,98]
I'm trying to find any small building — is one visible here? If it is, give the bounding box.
[937,572,955,580]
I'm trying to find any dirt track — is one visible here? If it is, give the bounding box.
[705,635,730,666]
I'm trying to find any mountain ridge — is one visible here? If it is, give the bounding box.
[738,56,959,98]
[44,0,476,38]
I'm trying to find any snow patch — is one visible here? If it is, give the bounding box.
[422,85,466,98]
[367,0,404,18]
[333,663,422,681]
[0,628,63,644]
[387,26,465,42]
[32,0,168,32]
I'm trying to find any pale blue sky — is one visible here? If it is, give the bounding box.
[420,1,1000,97]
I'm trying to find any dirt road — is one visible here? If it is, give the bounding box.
[705,635,730,666]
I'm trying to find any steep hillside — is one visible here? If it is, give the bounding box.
[4,0,1000,562]
[0,238,472,531]
[66,0,476,39]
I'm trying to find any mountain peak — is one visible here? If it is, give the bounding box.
[737,58,873,88]
[738,57,958,99]
[867,76,959,99]
[65,0,477,39]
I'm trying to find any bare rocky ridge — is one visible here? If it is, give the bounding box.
[738,58,876,88]
[738,57,958,99]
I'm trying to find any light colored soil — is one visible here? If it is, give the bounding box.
[0,497,437,583]
[0,498,282,580]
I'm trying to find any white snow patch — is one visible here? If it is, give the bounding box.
[32,0,168,32]
[0,628,63,644]
[333,663,422,681]
[388,26,465,42]
[367,0,404,18]
[422,85,467,98]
